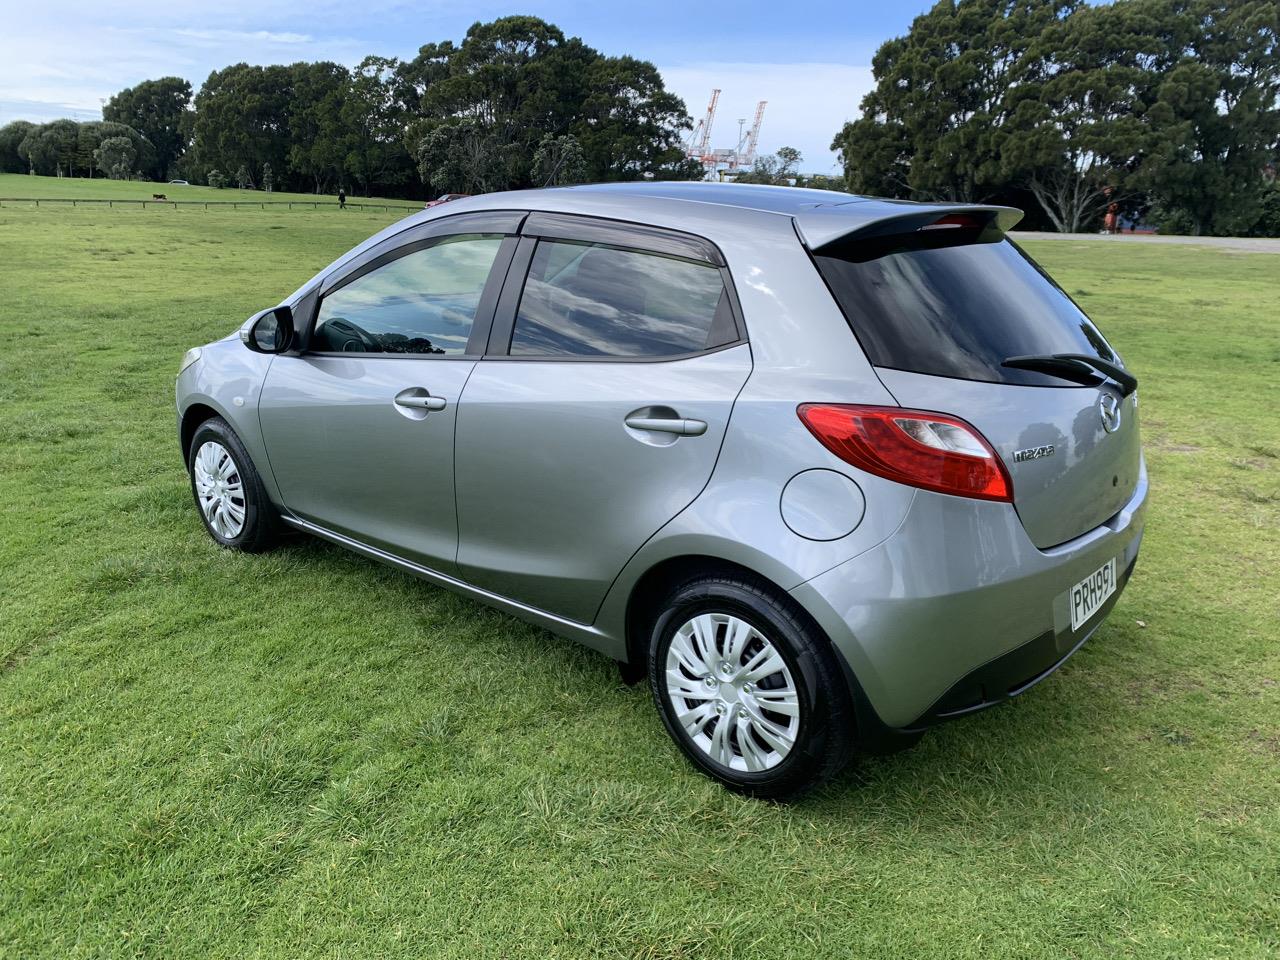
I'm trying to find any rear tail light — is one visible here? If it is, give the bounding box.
[797,404,1012,502]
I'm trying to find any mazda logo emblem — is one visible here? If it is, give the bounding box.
[1099,393,1121,433]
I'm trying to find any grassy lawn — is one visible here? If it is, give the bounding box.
[1,202,1277,959]
[0,172,421,208]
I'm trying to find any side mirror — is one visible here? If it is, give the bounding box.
[240,305,294,354]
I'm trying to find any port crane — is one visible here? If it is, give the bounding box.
[685,90,767,175]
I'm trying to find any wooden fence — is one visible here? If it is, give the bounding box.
[0,197,420,212]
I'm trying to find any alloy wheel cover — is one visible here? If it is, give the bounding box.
[664,612,801,772]
[193,440,247,538]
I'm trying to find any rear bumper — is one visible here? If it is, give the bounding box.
[911,555,1135,727]
[790,461,1148,731]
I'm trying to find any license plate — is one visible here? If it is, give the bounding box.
[1070,557,1118,632]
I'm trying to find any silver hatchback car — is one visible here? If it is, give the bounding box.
[177,183,1146,798]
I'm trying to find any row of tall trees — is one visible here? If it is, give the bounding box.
[0,118,156,180]
[0,16,701,198]
[401,18,698,193]
[102,77,192,179]
[180,17,700,197]
[833,0,1280,236]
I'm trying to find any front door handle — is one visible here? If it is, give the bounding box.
[393,388,447,417]
[624,415,708,437]
[395,395,447,411]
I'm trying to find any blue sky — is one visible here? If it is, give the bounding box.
[0,1,937,170]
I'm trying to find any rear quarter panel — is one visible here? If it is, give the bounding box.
[593,216,920,650]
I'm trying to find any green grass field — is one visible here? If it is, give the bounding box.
[0,172,421,208]
[1,198,1277,959]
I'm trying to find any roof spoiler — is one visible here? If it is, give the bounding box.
[797,203,1024,252]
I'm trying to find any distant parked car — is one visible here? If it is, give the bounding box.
[168,179,189,185]
[175,183,1146,798]
[425,193,468,209]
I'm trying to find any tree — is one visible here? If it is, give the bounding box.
[796,173,849,192]
[76,121,155,179]
[235,164,252,189]
[103,77,192,179]
[832,0,1280,234]
[84,18,700,200]
[344,55,413,196]
[532,133,586,185]
[287,61,350,194]
[733,146,804,185]
[1002,0,1181,232]
[395,41,455,113]
[572,55,698,180]
[207,168,227,189]
[18,119,80,177]
[14,120,152,179]
[174,108,199,183]
[1248,179,1280,238]
[776,146,802,174]
[0,121,36,173]
[192,64,291,191]
[408,17,588,192]
[262,162,273,193]
[1141,0,1280,235]
[407,16,698,192]
[94,136,136,179]
[832,0,1080,201]
[416,119,508,194]
[742,154,783,184]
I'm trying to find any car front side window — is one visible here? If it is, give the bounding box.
[313,234,504,355]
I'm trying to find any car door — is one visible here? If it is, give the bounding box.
[454,213,753,622]
[259,212,522,574]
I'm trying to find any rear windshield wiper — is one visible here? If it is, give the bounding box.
[1003,353,1138,396]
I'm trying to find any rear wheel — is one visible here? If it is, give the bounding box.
[188,417,280,552]
[648,576,854,800]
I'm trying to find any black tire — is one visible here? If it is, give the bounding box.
[648,575,855,800]
[187,416,281,553]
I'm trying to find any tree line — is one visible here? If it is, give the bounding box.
[0,118,159,182]
[0,16,700,198]
[833,0,1280,236]
[1,4,1275,235]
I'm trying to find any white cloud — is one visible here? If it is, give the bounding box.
[0,22,368,122]
[171,29,315,45]
[0,0,424,122]
[658,62,874,173]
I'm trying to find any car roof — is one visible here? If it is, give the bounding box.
[563,180,871,214]
[445,181,1022,250]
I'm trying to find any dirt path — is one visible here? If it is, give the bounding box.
[1012,230,1280,253]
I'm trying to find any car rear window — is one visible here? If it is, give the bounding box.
[812,229,1118,387]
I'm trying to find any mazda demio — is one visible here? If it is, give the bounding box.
[177,183,1146,798]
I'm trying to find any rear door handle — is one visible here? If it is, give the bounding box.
[394,391,447,412]
[624,415,707,437]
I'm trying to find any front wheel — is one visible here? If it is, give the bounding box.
[648,576,855,800]
[188,417,280,552]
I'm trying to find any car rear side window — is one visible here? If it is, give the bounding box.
[508,239,737,358]
[813,231,1118,386]
[313,234,503,355]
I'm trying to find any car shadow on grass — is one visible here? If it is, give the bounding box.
[272,533,1144,823]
